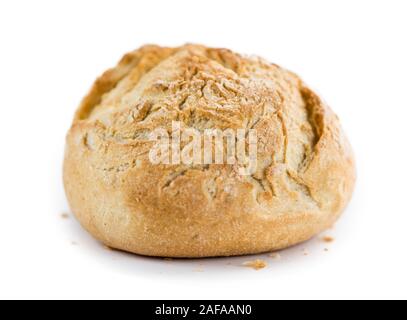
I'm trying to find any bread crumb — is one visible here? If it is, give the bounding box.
[61,213,70,219]
[243,259,267,270]
[270,253,281,260]
[302,249,310,256]
[322,236,335,243]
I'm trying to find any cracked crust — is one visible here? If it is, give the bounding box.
[63,44,356,257]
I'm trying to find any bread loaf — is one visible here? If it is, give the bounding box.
[63,44,356,257]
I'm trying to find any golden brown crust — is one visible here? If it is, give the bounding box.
[63,44,356,258]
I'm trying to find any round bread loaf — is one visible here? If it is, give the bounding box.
[64,44,356,257]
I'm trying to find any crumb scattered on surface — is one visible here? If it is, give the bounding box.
[302,249,310,256]
[193,268,204,273]
[61,213,70,219]
[322,236,335,243]
[243,259,267,270]
[270,253,281,260]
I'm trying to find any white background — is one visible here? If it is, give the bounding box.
[0,0,406,300]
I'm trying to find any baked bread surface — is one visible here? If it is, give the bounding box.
[64,44,356,257]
